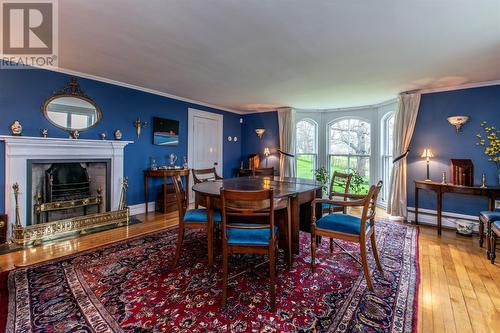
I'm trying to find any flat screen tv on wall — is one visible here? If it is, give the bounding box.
[153,117,179,146]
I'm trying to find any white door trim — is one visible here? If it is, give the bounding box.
[187,108,224,202]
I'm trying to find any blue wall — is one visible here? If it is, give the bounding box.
[407,84,500,215]
[0,69,242,211]
[241,112,280,171]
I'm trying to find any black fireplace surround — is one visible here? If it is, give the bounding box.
[27,159,111,226]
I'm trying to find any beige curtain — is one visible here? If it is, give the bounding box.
[277,107,296,177]
[387,92,421,219]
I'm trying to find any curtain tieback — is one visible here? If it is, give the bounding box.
[393,149,409,164]
[278,149,295,158]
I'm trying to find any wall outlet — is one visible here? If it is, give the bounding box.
[496,200,500,210]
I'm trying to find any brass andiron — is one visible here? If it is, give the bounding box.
[119,177,129,210]
[13,183,21,227]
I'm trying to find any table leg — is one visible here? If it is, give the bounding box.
[163,175,167,214]
[206,196,214,267]
[437,190,442,236]
[414,186,419,225]
[144,175,149,215]
[488,196,494,211]
[290,195,300,255]
[185,173,190,207]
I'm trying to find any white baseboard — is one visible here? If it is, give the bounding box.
[128,202,156,216]
[407,206,479,231]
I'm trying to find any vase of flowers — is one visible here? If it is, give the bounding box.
[476,121,500,186]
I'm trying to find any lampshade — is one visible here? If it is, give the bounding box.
[264,147,270,156]
[421,148,434,159]
[447,116,469,132]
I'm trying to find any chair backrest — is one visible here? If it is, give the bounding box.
[220,188,275,243]
[360,180,383,224]
[172,175,187,222]
[254,167,275,176]
[329,171,352,200]
[192,167,222,184]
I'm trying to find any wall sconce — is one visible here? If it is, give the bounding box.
[134,118,147,138]
[264,147,270,167]
[447,116,469,132]
[421,148,434,181]
[255,128,266,138]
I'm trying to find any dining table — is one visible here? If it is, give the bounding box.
[192,176,323,257]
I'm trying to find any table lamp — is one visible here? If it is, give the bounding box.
[264,147,270,167]
[421,148,434,181]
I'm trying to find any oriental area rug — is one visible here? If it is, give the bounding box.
[1,221,419,332]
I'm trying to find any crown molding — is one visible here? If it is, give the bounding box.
[33,65,246,115]
[419,79,500,95]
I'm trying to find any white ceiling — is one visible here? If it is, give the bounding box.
[57,0,500,112]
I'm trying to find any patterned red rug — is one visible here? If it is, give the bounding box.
[2,221,419,332]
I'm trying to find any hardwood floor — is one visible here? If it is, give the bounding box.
[1,209,499,332]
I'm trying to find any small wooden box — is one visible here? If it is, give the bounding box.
[0,214,7,244]
[450,159,474,186]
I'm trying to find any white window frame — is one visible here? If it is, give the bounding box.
[327,117,372,189]
[295,118,318,179]
[380,112,395,204]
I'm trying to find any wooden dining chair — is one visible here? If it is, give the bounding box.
[322,171,352,215]
[220,188,279,311]
[192,167,223,184]
[192,167,223,208]
[172,174,221,267]
[254,167,275,176]
[311,181,383,290]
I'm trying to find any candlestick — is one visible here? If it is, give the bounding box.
[481,173,487,188]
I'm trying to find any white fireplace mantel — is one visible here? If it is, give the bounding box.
[0,135,133,234]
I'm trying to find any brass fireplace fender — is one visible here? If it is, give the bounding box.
[11,178,130,246]
[11,209,130,246]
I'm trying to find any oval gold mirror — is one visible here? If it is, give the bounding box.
[42,78,102,131]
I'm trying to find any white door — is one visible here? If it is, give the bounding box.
[188,108,223,202]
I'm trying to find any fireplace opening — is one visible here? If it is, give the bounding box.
[46,163,91,202]
[27,160,111,226]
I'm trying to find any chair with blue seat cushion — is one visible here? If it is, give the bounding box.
[192,166,222,208]
[220,188,287,312]
[316,214,369,235]
[171,175,220,267]
[311,181,384,291]
[322,171,353,252]
[184,209,222,223]
[226,224,279,245]
[479,209,500,259]
[490,220,500,264]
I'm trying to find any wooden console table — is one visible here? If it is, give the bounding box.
[144,169,190,214]
[414,180,500,235]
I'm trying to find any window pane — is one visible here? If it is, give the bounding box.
[350,119,371,155]
[329,118,370,155]
[296,154,315,180]
[296,120,316,154]
[329,119,351,154]
[387,115,394,155]
[349,156,370,194]
[329,155,349,174]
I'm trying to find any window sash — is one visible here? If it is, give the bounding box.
[296,153,317,180]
